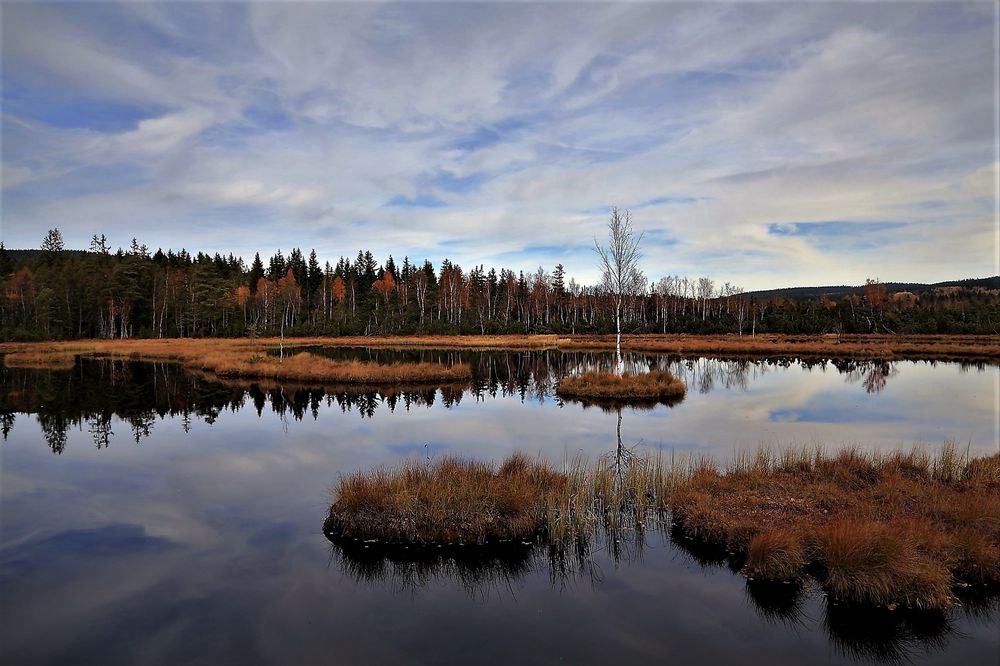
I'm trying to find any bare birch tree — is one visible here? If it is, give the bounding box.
[594,207,645,373]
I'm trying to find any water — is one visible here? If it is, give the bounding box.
[1,350,997,664]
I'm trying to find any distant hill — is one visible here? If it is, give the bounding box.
[744,277,1000,301]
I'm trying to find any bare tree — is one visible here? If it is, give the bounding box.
[594,207,645,373]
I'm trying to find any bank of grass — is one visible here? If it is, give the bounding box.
[3,333,999,367]
[199,351,470,384]
[556,369,686,405]
[0,339,470,384]
[327,444,1000,610]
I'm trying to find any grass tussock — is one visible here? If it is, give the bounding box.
[671,443,1000,609]
[325,453,565,545]
[556,370,686,405]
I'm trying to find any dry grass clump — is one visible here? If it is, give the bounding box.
[746,529,807,581]
[670,444,1000,609]
[556,370,686,405]
[325,453,566,545]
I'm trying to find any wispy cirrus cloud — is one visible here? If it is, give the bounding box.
[1,2,994,288]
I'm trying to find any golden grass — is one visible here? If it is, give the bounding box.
[556,370,686,405]
[2,349,77,369]
[325,453,566,545]
[670,444,1000,609]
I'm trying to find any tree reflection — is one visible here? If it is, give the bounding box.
[840,360,900,394]
[3,351,989,453]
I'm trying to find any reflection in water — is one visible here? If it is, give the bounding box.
[328,536,539,600]
[4,350,972,453]
[327,521,654,599]
[669,524,983,665]
[3,350,998,665]
[841,360,900,394]
[326,515,991,665]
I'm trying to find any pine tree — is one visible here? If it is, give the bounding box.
[248,253,265,293]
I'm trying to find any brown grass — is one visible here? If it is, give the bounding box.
[670,444,1000,609]
[327,445,998,609]
[556,370,686,404]
[325,453,566,545]
[197,351,470,383]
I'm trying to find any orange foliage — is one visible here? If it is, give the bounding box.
[331,276,346,303]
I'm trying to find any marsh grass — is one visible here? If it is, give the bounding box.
[671,442,1000,609]
[555,370,686,406]
[325,453,565,545]
[329,444,998,610]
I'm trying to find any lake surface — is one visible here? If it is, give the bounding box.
[1,349,997,664]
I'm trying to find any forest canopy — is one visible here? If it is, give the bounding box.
[1,229,997,341]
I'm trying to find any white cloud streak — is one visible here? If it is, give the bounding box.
[1,2,994,288]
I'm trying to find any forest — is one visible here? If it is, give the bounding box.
[2,228,998,341]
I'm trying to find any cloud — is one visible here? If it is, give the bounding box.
[1,2,994,288]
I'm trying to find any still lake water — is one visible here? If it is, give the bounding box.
[1,349,997,665]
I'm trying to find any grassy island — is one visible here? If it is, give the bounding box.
[324,453,564,545]
[556,369,686,406]
[325,445,1000,610]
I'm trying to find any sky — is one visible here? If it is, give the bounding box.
[1,1,997,290]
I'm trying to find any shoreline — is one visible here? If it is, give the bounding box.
[3,332,999,368]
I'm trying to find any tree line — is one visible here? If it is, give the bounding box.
[1,228,997,341]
